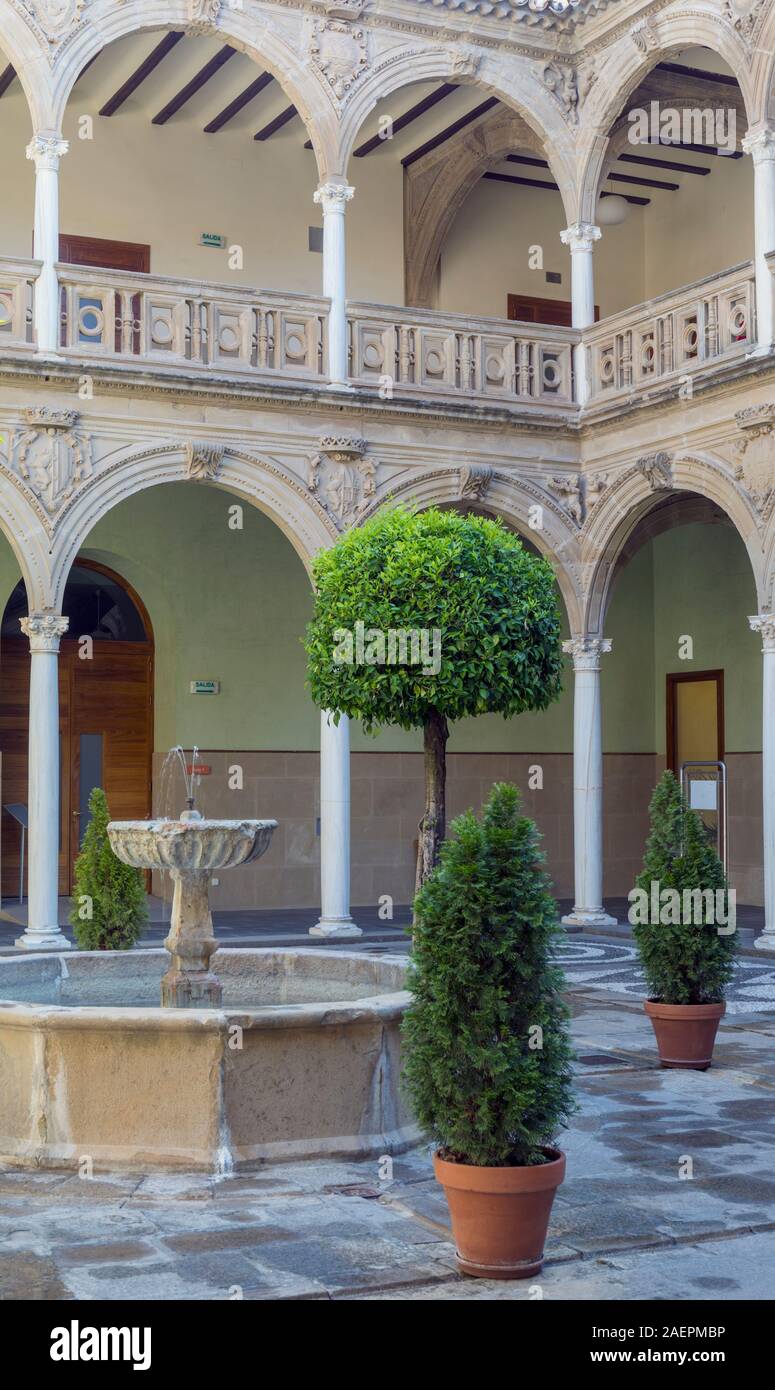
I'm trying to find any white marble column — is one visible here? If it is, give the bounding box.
[26,133,68,356]
[749,615,775,951]
[313,181,354,389]
[742,129,775,355]
[310,710,361,938]
[15,613,70,951]
[561,636,617,929]
[560,221,601,406]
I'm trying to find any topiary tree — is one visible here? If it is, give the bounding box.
[70,787,148,950]
[305,505,563,889]
[401,782,575,1167]
[631,771,737,1004]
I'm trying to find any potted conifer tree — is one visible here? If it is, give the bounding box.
[70,787,148,950]
[630,771,737,1070]
[402,782,574,1279]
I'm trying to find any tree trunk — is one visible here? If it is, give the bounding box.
[415,707,449,895]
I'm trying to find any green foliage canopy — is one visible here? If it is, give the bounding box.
[632,771,737,1005]
[401,782,575,1168]
[70,787,148,951]
[304,506,563,731]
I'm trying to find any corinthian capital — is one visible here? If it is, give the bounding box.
[560,222,601,254]
[742,127,775,163]
[749,613,775,651]
[21,613,69,653]
[26,134,69,172]
[563,636,612,671]
[314,182,355,214]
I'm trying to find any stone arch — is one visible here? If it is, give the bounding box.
[48,443,339,609]
[358,465,584,633]
[581,450,765,636]
[577,7,755,225]
[0,472,59,611]
[403,103,570,309]
[0,0,57,130]
[337,43,577,203]
[46,0,340,181]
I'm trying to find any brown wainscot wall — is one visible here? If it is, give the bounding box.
[151,750,763,912]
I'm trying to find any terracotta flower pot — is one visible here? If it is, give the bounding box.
[433,1147,565,1279]
[644,999,725,1070]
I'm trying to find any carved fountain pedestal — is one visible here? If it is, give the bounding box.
[108,810,277,1007]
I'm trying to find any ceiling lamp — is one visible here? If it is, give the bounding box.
[597,193,629,226]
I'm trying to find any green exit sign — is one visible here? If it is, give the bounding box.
[190,680,220,695]
[200,232,226,248]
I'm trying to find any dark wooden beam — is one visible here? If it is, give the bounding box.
[653,138,743,159]
[353,83,458,157]
[601,190,649,207]
[0,64,16,99]
[506,153,679,193]
[483,171,649,206]
[153,46,235,125]
[609,170,679,191]
[100,32,184,117]
[656,61,739,88]
[204,71,274,132]
[254,104,297,140]
[402,98,499,168]
[619,151,710,175]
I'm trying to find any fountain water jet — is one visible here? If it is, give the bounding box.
[108,757,276,1006]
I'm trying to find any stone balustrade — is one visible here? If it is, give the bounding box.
[0,258,40,351]
[0,258,765,410]
[585,263,755,404]
[348,300,577,410]
[56,264,329,380]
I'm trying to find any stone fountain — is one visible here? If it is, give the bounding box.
[108,806,276,1007]
[0,750,415,1170]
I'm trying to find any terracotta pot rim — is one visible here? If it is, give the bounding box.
[433,1146,565,1194]
[644,999,726,1020]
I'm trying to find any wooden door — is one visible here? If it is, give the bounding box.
[67,641,153,885]
[0,639,153,898]
[58,234,150,273]
[507,294,600,327]
[666,670,725,774]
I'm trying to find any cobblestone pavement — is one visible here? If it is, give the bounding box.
[2,990,775,1301]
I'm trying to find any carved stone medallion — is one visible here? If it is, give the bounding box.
[309,18,369,101]
[13,407,91,516]
[308,436,377,527]
[734,405,775,517]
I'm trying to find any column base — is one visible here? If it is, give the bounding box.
[14,928,72,951]
[753,930,775,954]
[324,380,355,393]
[746,343,774,360]
[309,916,362,939]
[561,909,618,929]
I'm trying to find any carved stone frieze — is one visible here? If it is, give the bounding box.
[547,473,583,525]
[540,61,596,125]
[185,443,224,481]
[723,0,768,46]
[187,0,221,37]
[459,463,493,502]
[308,16,369,101]
[733,405,775,518]
[308,436,377,527]
[19,0,87,44]
[637,452,673,491]
[10,407,92,517]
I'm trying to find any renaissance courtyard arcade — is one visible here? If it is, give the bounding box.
[0,0,774,952]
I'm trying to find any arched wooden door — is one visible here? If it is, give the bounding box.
[0,560,154,899]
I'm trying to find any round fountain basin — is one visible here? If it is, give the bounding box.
[108,818,277,873]
[0,949,416,1171]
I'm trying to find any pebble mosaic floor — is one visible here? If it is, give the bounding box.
[556,938,775,1014]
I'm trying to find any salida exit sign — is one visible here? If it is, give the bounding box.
[190,679,220,695]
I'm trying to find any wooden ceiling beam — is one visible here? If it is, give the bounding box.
[152,46,236,125]
[354,83,459,157]
[0,64,16,98]
[402,98,499,168]
[254,104,298,140]
[484,171,649,206]
[204,71,274,133]
[100,32,184,117]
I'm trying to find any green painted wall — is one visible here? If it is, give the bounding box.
[0,495,760,757]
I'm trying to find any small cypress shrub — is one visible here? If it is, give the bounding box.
[70,787,148,950]
[401,781,574,1168]
[631,771,737,1004]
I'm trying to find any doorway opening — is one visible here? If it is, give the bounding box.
[0,560,154,898]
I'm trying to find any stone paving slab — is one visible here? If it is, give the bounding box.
[1,994,775,1300]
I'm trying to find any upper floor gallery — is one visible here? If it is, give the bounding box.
[1,0,774,417]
